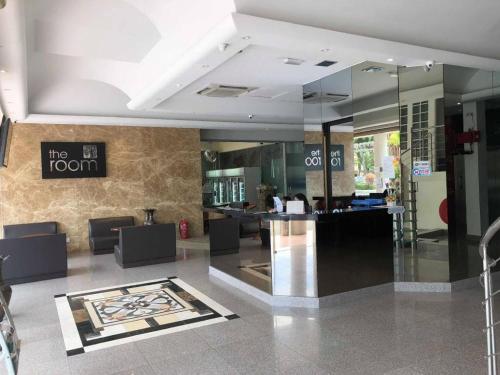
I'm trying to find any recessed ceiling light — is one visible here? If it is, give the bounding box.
[457,102,461,105]
[0,69,6,74]
[242,35,251,40]
[175,83,182,88]
[283,57,304,66]
[320,48,330,53]
[387,58,394,62]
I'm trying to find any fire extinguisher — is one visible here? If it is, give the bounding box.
[179,219,189,239]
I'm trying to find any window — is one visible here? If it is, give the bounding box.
[411,101,429,160]
[400,105,408,150]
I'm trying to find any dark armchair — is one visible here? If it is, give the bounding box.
[114,223,176,268]
[88,216,134,254]
[0,221,67,284]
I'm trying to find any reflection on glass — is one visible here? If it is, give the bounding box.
[444,66,500,280]
[397,64,449,282]
[271,220,317,297]
[351,61,399,195]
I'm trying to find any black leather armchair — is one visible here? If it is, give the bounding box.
[114,223,176,268]
[0,222,67,284]
[88,216,134,254]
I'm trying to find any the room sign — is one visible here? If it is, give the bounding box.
[304,144,344,171]
[41,142,106,179]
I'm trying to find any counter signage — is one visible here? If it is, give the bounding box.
[41,142,106,179]
[303,144,344,171]
[412,160,432,176]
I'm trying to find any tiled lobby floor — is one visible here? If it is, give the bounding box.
[5,248,491,375]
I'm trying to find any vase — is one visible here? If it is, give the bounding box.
[143,208,156,225]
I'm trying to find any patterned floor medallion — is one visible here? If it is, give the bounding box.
[55,277,238,355]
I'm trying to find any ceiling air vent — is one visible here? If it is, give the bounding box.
[316,60,337,67]
[303,92,348,103]
[197,84,257,98]
[361,66,384,73]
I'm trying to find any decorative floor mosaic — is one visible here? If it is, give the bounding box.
[55,277,238,355]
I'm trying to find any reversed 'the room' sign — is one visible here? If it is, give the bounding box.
[41,142,106,179]
[303,144,344,172]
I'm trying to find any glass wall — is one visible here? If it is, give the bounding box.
[303,67,354,204]
[397,64,448,282]
[352,61,400,196]
[201,142,305,203]
[444,66,500,281]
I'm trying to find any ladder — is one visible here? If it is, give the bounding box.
[479,217,500,375]
[0,290,19,375]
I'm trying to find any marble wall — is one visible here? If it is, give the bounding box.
[305,131,355,203]
[0,124,203,252]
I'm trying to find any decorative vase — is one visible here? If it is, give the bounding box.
[143,208,156,225]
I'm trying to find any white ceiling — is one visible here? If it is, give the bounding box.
[1,0,500,129]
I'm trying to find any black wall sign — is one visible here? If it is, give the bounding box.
[304,144,344,172]
[41,142,106,179]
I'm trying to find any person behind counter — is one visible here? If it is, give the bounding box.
[265,194,276,213]
[294,193,312,213]
[314,197,326,212]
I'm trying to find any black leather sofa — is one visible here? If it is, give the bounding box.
[114,223,176,268]
[0,222,67,284]
[88,216,134,254]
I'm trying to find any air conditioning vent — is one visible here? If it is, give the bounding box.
[197,84,257,98]
[303,92,348,103]
[316,60,337,67]
[361,66,384,73]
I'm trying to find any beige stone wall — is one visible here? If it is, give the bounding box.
[305,131,355,203]
[0,123,203,252]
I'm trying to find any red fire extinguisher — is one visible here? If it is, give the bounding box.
[179,219,189,239]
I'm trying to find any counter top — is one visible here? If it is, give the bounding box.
[204,206,389,221]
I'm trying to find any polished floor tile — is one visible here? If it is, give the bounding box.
[1,249,492,375]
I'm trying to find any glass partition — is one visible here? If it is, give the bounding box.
[351,61,399,195]
[397,64,448,282]
[303,67,353,205]
[444,66,499,281]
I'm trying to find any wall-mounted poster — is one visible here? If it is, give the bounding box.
[41,142,106,179]
[303,144,344,172]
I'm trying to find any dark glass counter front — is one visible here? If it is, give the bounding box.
[208,207,394,298]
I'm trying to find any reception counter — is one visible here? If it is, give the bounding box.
[207,207,394,305]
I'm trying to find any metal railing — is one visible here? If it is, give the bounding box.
[480,217,500,375]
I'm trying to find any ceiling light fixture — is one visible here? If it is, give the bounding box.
[457,102,461,105]
[175,83,182,88]
[387,58,394,62]
[283,57,304,66]
[0,69,6,74]
[242,35,251,40]
[320,48,330,53]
